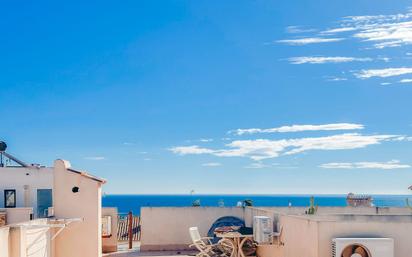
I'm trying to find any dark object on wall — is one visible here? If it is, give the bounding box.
[72,186,80,193]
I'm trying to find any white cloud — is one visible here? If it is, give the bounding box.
[202,162,221,167]
[277,37,344,45]
[244,163,269,169]
[170,145,215,155]
[231,123,364,135]
[84,156,105,161]
[327,77,348,82]
[380,82,392,86]
[399,78,412,83]
[288,56,372,64]
[171,133,403,161]
[393,136,412,141]
[320,160,410,170]
[342,10,412,48]
[321,27,357,34]
[281,9,412,49]
[199,138,213,142]
[343,12,412,23]
[286,26,317,34]
[282,133,396,156]
[377,57,391,62]
[353,21,412,49]
[355,67,412,79]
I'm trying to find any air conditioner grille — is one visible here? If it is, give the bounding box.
[331,241,336,257]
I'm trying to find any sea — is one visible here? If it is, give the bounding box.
[102,194,410,215]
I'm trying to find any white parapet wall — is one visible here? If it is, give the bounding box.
[102,207,118,253]
[0,226,9,257]
[1,208,33,225]
[140,207,247,251]
[247,207,412,257]
[140,206,412,257]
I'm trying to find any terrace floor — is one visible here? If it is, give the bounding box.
[104,242,196,257]
[104,251,194,257]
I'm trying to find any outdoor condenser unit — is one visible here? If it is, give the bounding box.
[332,238,394,257]
[47,207,54,217]
[253,216,273,244]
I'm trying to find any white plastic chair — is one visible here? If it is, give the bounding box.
[189,227,221,257]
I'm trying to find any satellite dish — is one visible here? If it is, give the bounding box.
[0,141,7,152]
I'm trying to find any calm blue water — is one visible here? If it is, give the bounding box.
[102,195,410,215]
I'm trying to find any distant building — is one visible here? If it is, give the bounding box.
[0,144,53,218]
[346,192,373,207]
[0,142,107,257]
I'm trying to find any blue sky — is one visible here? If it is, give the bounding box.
[1,1,412,194]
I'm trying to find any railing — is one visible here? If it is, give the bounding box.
[117,213,141,241]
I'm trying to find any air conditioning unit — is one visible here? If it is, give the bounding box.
[332,238,394,257]
[253,216,273,244]
[47,207,54,217]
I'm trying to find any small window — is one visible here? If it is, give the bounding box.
[4,190,16,208]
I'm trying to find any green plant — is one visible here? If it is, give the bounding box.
[406,198,412,210]
[243,199,253,207]
[192,199,201,207]
[307,196,318,215]
[218,199,225,207]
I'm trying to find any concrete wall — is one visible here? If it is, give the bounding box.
[0,167,53,217]
[140,207,246,251]
[4,219,51,257]
[245,208,319,257]
[0,227,9,257]
[53,160,103,257]
[259,206,412,215]
[250,207,412,257]
[102,207,118,253]
[9,224,24,257]
[1,208,33,225]
[279,215,318,257]
[317,215,412,257]
[137,206,412,256]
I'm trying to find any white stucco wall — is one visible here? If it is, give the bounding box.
[5,219,51,257]
[0,167,53,217]
[259,206,412,215]
[1,208,33,224]
[102,207,118,253]
[0,226,9,257]
[140,206,412,256]
[317,215,412,257]
[53,159,103,257]
[249,208,412,257]
[140,207,246,251]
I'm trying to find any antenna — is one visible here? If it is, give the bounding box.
[0,141,30,168]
